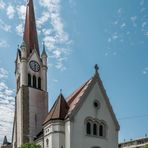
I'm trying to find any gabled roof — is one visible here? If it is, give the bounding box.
[23,0,40,57]
[66,72,120,130]
[44,94,69,124]
[43,69,120,130]
[66,78,93,117]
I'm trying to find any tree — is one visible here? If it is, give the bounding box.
[20,143,41,148]
[143,145,148,148]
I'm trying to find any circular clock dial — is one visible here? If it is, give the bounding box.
[29,60,40,72]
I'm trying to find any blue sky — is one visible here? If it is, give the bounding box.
[0,0,148,145]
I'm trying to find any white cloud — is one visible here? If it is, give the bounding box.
[52,49,61,59]
[117,8,123,16]
[16,24,24,36]
[0,68,8,79]
[105,51,117,56]
[37,11,50,28]
[120,22,126,28]
[44,36,56,50]
[0,68,15,145]
[6,5,15,19]
[131,16,137,27]
[142,22,147,28]
[39,0,71,71]
[0,19,11,32]
[0,0,5,9]
[0,40,9,48]
[52,79,58,83]
[16,5,26,21]
[112,33,118,40]
[42,28,53,36]
[55,61,66,71]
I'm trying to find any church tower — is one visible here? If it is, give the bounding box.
[12,0,48,147]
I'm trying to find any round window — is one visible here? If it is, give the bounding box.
[93,100,100,109]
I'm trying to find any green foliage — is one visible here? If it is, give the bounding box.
[20,143,41,148]
[143,144,148,148]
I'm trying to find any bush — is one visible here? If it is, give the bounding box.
[20,143,41,148]
[143,145,148,148]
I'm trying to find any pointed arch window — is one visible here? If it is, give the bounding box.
[28,74,31,86]
[99,124,104,137]
[33,75,36,88]
[86,121,91,135]
[38,77,41,89]
[93,123,97,136]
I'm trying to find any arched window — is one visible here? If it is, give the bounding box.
[33,75,36,88]
[28,74,31,86]
[46,139,49,147]
[86,122,91,135]
[99,124,104,137]
[93,123,97,136]
[38,77,41,89]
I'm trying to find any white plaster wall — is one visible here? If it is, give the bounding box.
[65,121,71,148]
[29,88,48,141]
[70,82,118,148]
[44,122,65,148]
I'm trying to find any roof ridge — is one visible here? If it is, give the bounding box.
[67,79,91,105]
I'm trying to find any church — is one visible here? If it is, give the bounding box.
[2,0,120,148]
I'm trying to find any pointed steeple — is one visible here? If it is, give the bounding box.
[3,136,8,145]
[43,93,69,124]
[41,42,47,57]
[23,0,40,57]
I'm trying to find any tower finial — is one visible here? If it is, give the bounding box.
[60,89,62,94]
[94,64,99,73]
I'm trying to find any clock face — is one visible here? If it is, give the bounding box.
[29,60,40,72]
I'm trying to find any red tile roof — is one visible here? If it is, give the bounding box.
[66,78,93,117]
[44,94,69,124]
[43,71,119,130]
[43,78,92,124]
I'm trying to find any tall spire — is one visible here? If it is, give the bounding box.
[23,0,40,57]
